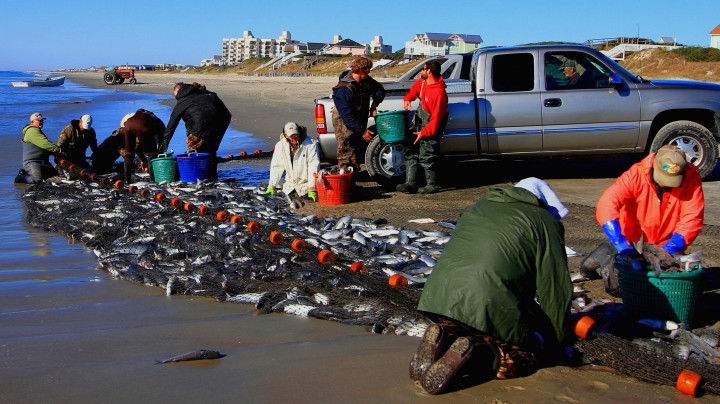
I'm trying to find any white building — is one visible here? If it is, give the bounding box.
[711,24,720,49]
[367,36,392,54]
[222,31,297,65]
[405,32,483,57]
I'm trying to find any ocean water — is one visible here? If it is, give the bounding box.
[0,70,271,293]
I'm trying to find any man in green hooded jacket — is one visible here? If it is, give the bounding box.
[412,177,573,394]
[16,112,64,184]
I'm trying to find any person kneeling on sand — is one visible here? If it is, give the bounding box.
[91,109,165,183]
[265,122,320,202]
[411,177,573,394]
[57,114,97,168]
[16,112,65,184]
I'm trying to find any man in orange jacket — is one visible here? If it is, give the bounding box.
[396,60,448,194]
[596,145,704,264]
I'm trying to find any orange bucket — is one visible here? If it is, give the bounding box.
[315,171,352,205]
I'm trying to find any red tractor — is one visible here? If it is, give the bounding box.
[104,67,137,85]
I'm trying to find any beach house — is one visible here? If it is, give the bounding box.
[404,33,483,57]
[711,24,720,49]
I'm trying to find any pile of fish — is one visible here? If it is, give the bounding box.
[22,175,454,337]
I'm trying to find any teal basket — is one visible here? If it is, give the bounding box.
[150,153,177,183]
[375,110,410,143]
[177,152,209,182]
[617,265,703,325]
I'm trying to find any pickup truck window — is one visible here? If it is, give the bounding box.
[491,53,534,92]
[545,51,612,90]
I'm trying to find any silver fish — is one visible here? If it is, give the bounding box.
[156,349,225,364]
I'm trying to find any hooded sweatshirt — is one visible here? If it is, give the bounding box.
[23,124,60,164]
[403,76,448,138]
[268,127,320,196]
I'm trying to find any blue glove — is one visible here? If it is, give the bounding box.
[615,248,646,271]
[662,232,686,254]
[265,186,275,196]
[601,219,634,254]
[307,190,318,202]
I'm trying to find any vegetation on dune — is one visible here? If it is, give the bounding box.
[167,46,720,83]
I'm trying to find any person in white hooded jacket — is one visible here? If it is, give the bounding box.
[266,122,321,201]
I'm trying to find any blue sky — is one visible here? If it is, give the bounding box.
[2,0,718,71]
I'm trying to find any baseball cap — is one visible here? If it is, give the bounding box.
[558,60,577,70]
[653,145,686,188]
[30,112,46,122]
[284,122,300,137]
[80,114,92,130]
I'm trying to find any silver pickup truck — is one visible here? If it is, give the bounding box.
[313,45,720,182]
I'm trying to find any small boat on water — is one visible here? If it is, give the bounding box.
[11,75,65,88]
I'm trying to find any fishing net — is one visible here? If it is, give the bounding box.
[575,331,720,395]
[22,175,429,336]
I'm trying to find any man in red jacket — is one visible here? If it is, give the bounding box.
[396,60,448,194]
[596,145,704,265]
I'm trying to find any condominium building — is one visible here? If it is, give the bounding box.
[404,33,483,57]
[222,31,296,65]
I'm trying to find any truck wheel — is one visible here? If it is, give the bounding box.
[103,73,116,85]
[650,120,719,179]
[365,136,406,185]
[129,78,137,84]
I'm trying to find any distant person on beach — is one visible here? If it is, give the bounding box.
[15,112,64,184]
[396,60,448,195]
[57,114,97,168]
[91,109,166,183]
[160,82,231,181]
[411,178,572,395]
[331,56,385,173]
[265,122,320,202]
[596,145,703,266]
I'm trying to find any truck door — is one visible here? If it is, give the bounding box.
[540,50,641,152]
[480,51,543,154]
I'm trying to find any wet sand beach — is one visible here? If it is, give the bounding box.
[5,71,718,402]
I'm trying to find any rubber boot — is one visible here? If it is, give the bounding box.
[396,165,418,194]
[418,170,440,194]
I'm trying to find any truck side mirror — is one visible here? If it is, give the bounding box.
[609,73,624,90]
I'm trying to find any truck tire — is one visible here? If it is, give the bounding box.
[103,73,116,85]
[650,120,718,179]
[365,136,406,185]
[129,78,137,84]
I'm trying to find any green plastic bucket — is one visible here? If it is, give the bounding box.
[150,153,177,183]
[376,110,410,143]
[617,265,703,325]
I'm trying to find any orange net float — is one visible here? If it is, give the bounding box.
[676,369,703,396]
[226,154,233,159]
[78,169,88,177]
[317,249,335,264]
[229,215,243,225]
[127,185,138,194]
[113,180,124,190]
[100,177,110,186]
[140,188,150,198]
[89,173,97,181]
[68,164,78,173]
[216,211,228,222]
[388,274,408,287]
[155,193,166,203]
[197,205,209,215]
[574,316,596,340]
[58,159,68,167]
[291,238,306,253]
[183,202,195,212]
[239,151,247,156]
[246,221,260,234]
[253,149,262,154]
[349,262,367,272]
[170,197,183,209]
[268,231,284,245]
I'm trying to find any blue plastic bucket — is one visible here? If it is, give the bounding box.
[176,152,209,182]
